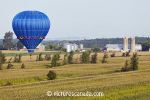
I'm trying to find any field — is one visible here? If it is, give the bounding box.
[0,51,150,100]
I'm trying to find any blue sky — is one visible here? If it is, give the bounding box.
[0,0,150,40]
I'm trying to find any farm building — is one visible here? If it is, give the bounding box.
[105,44,142,52]
[63,43,84,52]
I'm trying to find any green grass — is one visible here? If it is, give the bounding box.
[0,51,150,100]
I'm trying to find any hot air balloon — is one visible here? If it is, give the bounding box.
[12,11,50,53]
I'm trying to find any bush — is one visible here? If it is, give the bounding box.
[47,70,56,80]
[102,53,108,63]
[45,54,51,61]
[130,53,139,71]
[13,54,22,63]
[81,51,90,64]
[92,48,101,52]
[111,53,115,57]
[7,63,14,69]
[51,53,60,67]
[121,60,130,72]
[21,63,26,69]
[0,51,6,70]
[36,53,43,61]
[4,81,12,86]
[122,52,130,57]
[91,52,97,63]
[68,51,74,64]
[63,54,68,65]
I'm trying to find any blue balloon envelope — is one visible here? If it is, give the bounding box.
[12,11,50,53]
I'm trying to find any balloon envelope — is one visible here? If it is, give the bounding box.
[12,11,50,53]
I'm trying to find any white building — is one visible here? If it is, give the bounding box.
[105,44,123,52]
[105,37,142,52]
[79,44,84,50]
[105,44,142,52]
[63,43,79,52]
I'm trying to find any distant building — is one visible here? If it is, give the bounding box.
[63,43,84,52]
[105,44,142,52]
[63,43,78,52]
[20,43,45,52]
[79,44,84,50]
[105,44,123,52]
[135,44,142,51]
[105,37,142,52]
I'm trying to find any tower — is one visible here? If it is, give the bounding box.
[131,37,136,52]
[123,36,128,52]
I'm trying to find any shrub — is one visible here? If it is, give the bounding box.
[130,53,139,71]
[47,70,56,80]
[4,81,12,86]
[7,63,14,69]
[122,52,130,57]
[0,51,6,70]
[81,51,90,64]
[18,54,22,62]
[13,54,22,63]
[92,48,101,52]
[63,54,68,65]
[51,53,60,67]
[102,53,108,63]
[68,51,74,64]
[121,60,129,72]
[122,53,126,57]
[111,53,115,57]
[21,63,26,69]
[36,53,43,61]
[45,54,51,61]
[91,52,97,63]
[126,52,130,57]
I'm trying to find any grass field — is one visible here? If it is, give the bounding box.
[0,51,150,100]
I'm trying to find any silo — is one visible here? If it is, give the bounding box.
[123,36,128,52]
[131,37,136,52]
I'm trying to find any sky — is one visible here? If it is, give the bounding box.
[0,0,150,40]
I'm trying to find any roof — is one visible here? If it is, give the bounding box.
[105,44,123,49]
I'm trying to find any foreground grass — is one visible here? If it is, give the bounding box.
[0,51,149,100]
[0,69,149,100]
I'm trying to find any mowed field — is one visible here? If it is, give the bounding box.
[0,51,150,100]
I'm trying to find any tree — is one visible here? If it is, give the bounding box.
[92,48,101,52]
[13,54,22,63]
[81,51,90,63]
[142,42,150,51]
[130,53,139,71]
[36,53,43,61]
[7,63,14,69]
[121,60,129,72]
[63,54,68,65]
[102,53,108,63]
[45,54,51,61]
[51,53,60,67]
[21,63,26,69]
[91,52,97,63]
[68,51,74,64]
[18,54,22,62]
[3,31,13,50]
[47,70,56,80]
[0,51,6,70]
[16,41,24,50]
